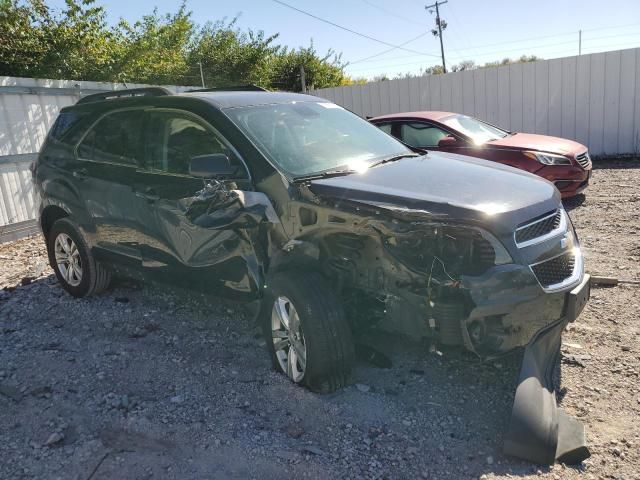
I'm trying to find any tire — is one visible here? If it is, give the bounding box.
[262,271,354,393]
[47,218,111,297]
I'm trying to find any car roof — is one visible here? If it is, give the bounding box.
[370,111,456,122]
[177,91,323,109]
[67,89,328,113]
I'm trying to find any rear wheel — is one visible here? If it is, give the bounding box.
[47,218,111,297]
[262,271,354,393]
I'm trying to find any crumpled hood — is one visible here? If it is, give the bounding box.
[308,152,560,234]
[489,133,586,156]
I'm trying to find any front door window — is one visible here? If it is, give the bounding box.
[400,122,450,148]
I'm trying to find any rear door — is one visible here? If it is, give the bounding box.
[75,108,146,264]
[134,108,257,296]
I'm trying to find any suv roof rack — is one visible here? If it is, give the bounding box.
[186,85,268,93]
[76,87,172,105]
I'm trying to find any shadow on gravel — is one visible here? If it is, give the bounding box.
[1,274,582,479]
[563,194,586,212]
[592,157,640,169]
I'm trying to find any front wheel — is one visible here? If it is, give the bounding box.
[262,271,354,393]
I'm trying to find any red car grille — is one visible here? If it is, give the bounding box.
[576,151,591,169]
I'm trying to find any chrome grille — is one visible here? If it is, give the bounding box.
[515,209,563,247]
[576,151,591,169]
[531,251,576,288]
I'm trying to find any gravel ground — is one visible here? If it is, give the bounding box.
[1,159,639,480]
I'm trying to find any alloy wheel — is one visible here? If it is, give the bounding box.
[271,295,307,382]
[54,233,83,287]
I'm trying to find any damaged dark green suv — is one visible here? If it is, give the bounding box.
[34,87,591,465]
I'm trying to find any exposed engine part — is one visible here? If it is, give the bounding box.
[382,225,496,277]
[432,301,465,346]
[341,288,386,332]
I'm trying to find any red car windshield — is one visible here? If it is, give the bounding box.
[441,114,509,144]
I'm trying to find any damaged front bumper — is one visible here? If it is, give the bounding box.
[504,273,591,464]
[459,260,580,358]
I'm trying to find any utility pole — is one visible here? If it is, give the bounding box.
[578,29,582,55]
[300,65,307,93]
[198,61,205,88]
[426,1,448,73]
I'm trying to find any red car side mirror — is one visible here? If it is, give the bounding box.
[438,135,458,148]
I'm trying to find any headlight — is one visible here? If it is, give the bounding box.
[524,151,572,165]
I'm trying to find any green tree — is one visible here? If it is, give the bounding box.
[269,43,347,92]
[0,0,120,80]
[0,0,353,89]
[188,18,279,88]
[113,3,194,84]
[0,0,46,75]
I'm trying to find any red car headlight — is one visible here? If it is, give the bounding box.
[524,151,572,166]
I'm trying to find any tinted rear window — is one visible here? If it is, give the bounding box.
[49,111,87,142]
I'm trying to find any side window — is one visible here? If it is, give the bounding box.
[376,122,393,136]
[400,122,450,147]
[77,110,144,165]
[146,111,241,176]
[50,111,87,143]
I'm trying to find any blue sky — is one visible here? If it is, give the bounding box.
[50,0,640,79]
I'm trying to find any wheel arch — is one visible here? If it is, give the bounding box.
[40,204,70,240]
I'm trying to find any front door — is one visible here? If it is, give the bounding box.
[134,108,258,297]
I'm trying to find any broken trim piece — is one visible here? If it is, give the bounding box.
[504,311,590,464]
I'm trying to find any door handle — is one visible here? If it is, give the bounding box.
[135,188,160,202]
[72,168,88,179]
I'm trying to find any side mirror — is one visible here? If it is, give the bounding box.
[438,135,459,148]
[189,154,239,178]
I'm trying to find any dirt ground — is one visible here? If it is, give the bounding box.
[1,159,639,480]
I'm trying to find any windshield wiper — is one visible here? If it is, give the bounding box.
[292,169,358,182]
[369,153,420,168]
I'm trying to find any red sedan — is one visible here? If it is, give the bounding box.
[370,111,591,198]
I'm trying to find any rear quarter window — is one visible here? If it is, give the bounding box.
[48,111,87,142]
[376,123,393,135]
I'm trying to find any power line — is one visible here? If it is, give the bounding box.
[347,39,640,74]
[350,20,640,64]
[445,2,478,57]
[434,21,640,54]
[271,0,440,57]
[446,30,640,61]
[361,0,428,27]
[348,29,640,72]
[349,31,432,64]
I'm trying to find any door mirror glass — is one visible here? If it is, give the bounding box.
[189,154,239,178]
[437,135,459,148]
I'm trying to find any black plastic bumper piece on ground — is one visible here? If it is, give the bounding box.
[503,318,590,465]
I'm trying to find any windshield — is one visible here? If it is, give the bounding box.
[441,114,509,144]
[224,101,411,177]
